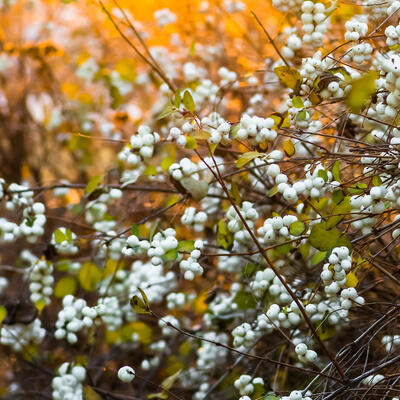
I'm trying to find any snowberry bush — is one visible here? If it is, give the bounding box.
[1,0,400,399]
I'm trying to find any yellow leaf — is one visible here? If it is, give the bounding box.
[130,288,150,314]
[346,272,358,288]
[346,71,378,113]
[162,369,181,391]
[130,321,153,345]
[235,151,260,168]
[78,262,102,292]
[54,276,77,298]
[83,386,103,400]
[283,139,295,157]
[0,306,7,324]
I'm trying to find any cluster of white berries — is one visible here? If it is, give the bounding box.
[234,375,264,397]
[28,259,54,305]
[168,126,188,147]
[0,218,19,242]
[349,190,384,235]
[223,0,245,13]
[385,24,400,48]
[166,292,187,309]
[141,340,167,370]
[19,202,46,243]
[51,227,79,255]
[226,201,258,247]
[257,215,299,245]
[159,315,180,336]
[266,301,302,328]
[202,113,231,145]
[181,207,208,231]
[362,374,385,386]
[235,114,277,143]
[344,16,368,41]
[147,228,178,266]
[0,318,46,352]
[344,43,373,65]
[197,332,229,369]
[121,234,149,257]
[5,182,33,209]
[54,295,97,344]
[218,66,238,87]
[294,342,318,363]
[281,390,312,400]
[169,157,200,181]
[232,322,260,349]
[382,335,400,352]
[282,33,302,59]
[179,244,204,280]
[52,363,86,400]
[301,1,329,48]
[129,125,160,159]
[154,8,177,27]
[97,296,123,330]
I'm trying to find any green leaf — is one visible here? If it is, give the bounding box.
[185,136,198,149]
[372,175,382,186]
[312,251,327,266]
[275,243,292,255]
[292,96,304,108]
[130,288,151,314]
[65,228,73,243]
[180,177,209,200]
[318,169,328,182]
[289,220,306,236]
[54,276,77,298]
[162,248,178,261]
[242,262,257,278]
[235,151,260,168]
[177,240,195,252]
[348,182,367,195]
[54,229,67,244]
[131,224,139,237]
[85,175,103,196]
[345,70,379,113]
[173,89,181,108]
[332,160,341,182]
[110,85,123,109]
[283,139,295,157]
[182,90,195,113]
[309,222,342,252]
[78,262,102,292]
[268,185,278,197]
[326,196,351,229]
[156,102,174,120]
[217,219,233,249]
[296,110,307,121]
[274,66,302,92]
[332,189,344,204]
[233,291,257,310]
[149,221,158,241]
